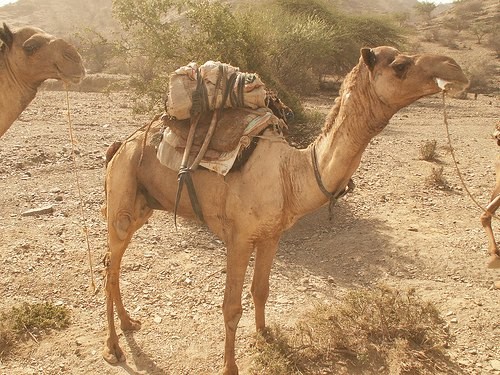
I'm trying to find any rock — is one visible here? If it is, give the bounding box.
[490,360,500,371]
[21,205,54,217]
[153,316,162,324]
[493,281,500,289]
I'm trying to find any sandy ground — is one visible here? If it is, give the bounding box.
[0,88,499,374]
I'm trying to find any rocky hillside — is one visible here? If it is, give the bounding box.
[0,0,118,35]
[0,0,421,37]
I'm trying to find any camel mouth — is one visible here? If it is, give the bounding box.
[434,77,468,95]
[62,74,85,85]
[56,64,86,85]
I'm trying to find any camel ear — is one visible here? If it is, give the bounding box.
[0,23,14,49]
[361,47,376,71]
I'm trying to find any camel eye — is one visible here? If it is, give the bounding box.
[392,62,409,78]
[23,39,42,55]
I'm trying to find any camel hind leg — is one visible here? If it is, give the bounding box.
[102,148,153,364]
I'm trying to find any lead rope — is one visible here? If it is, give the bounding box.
[442,91,497,220]
[64,87,96,292]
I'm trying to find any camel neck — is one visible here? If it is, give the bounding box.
[311,64,396,197]
[0,55,37,137]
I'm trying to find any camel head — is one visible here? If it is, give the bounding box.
[0,23,85,88]
[360,46,469,109]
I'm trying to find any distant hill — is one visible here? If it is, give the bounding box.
[0,0,119,35]
[0,0,421,37]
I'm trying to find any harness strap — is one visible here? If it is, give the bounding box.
[311,143,355,220]
[174,64,233,227]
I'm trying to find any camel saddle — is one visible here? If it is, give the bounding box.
[157,107,284,176]
[162,107,278,153]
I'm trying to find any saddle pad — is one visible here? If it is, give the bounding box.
[163,107,274,153]
[157,110,284,176]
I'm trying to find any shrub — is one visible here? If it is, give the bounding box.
[419,140,438,161]
[251,286,455,374]
[110,0,405,114]
[0,302,71,358]
[426,166,451,190]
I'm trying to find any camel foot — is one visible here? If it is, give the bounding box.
[487,254,500,269]
[102,341,126,364]
[120,317,141,331]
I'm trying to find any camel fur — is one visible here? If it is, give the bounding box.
[102,46,468,375]
[0,23,85,138]
[480,125,500,269]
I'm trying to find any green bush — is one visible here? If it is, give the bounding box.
[110,0,405,117]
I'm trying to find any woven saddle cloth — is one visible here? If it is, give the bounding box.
[157,107,284,176]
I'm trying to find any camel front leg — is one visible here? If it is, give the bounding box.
[481,195,500,269]
[251,236,280,332]
[222,237,254,375]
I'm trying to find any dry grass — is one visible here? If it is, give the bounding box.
[251,286,460,374]
[425,166,451,190]
[419,139,438,161]
[0,302,70,358]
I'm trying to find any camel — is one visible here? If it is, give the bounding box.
[0,23,85,138]
[480,125,500,269]
[102,46,468,374]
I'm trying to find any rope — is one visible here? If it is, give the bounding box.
[64,88,96,292]
[441,91,498,220]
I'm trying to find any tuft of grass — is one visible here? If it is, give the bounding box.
[419,139,438,161]
[251,286,456,374]
[0,302,70,358]
[426,166,451,190]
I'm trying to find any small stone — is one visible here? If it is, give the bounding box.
[153,316,162,324]
[21,205,54,217]
[490,360,500,371]
[493,281,500,289]
[450,318,458,323]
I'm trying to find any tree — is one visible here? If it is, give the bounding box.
[74,28,119,73]
[470,21,490,44]
[443,17,469,33]
[414,1,437,22]
[110,0,404,113]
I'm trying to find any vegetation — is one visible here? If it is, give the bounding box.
[107,0,404,113]
[414,1,437,22]
[419,139,438,161]
[251,286,455,374]
[0,302,71,358]
[426,166,451,190]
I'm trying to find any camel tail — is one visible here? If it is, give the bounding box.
[105,141,123,167]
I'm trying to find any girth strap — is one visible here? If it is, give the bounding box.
[174,64,234,227]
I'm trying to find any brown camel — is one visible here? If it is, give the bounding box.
[0,23,85,138]
[102,46,468,374]
[480,125,500,269]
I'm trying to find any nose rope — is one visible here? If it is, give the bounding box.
[64,86,97,292]
[442,91,498,220]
